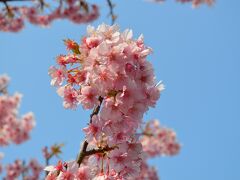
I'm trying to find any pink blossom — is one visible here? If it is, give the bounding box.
[78,86,98,109]
[48,24,180,179]
[83,115,103,143]
[5,160,23,179]
[58,86,79,109]
[151,0,215,7]
[49,66,67,86]
[4,159,41,179]
[140,120,180,157]
[137,162,159,180]
[177,0,214,7]
[0,82,35,146]
[100,97,123,122]
[0,1,99,32]
[76,166,91,180]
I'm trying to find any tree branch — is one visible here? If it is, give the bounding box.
[2,0,13,17]
[76,96,104,166]
[83,145,115,158]
[90,96,103,123]
[106,0,116,25]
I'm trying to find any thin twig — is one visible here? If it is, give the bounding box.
[80,0,89,13]
[90,96,103,122]
[21,160,26,180]
[76,96,104,166]
[0,85,8,95]
[106,0,116,25]
[45,156,50,177]
[2,0,13,17]
[136,132,154,137]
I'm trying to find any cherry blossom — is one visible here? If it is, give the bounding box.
[0,79,64,180]
[178,0,215,7]
[48,24,177,179]
[151,0,215,7]
[0,74,40,179]
[140,119,180,157]
[0,74,35,146]
[0,0,215,32]
[0,0,204,177]
[4,159,42,180]
[0,0,99,32]
[137,162,159,180]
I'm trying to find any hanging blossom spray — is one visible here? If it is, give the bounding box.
[48,24,180,179]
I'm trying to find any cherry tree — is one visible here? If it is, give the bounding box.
[0,0,216,178]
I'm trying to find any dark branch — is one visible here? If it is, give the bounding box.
[2,0,12,17]
[106,0,116,25]
[77,143,116,166]
[76,96,104,166]
[90,96,103,123]
[76,140,89,165]
[0,85,8,95]
[84,145,115,157]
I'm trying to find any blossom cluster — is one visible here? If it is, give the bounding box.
[0,0,215,33]
[152,0,214,7]
[44,118,181,180]
[140,119,180,158]
[0,0,99,32]
[178,0,214,7]
[45,153,157,180]
[138,162,159,180]
[3,159,42,180]
[0,75,35,146]
[48,23,165,179]
[45,161,90,180]
[0,74,37,179]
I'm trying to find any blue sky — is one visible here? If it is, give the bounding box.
[1,0,240,179]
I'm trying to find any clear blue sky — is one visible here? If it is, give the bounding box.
[1,0,240,179]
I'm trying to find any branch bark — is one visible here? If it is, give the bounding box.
[76,96,104,166]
